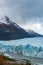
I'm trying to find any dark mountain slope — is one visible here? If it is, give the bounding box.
[0,16,42,40]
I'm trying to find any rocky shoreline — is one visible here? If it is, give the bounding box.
[0,55,31,65]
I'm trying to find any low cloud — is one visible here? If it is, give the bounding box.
[0,0,43,34]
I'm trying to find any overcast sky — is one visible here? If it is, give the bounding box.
[0,0,43,34]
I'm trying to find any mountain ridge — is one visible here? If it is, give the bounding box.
[0,16,42,40]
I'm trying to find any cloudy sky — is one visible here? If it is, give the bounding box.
[0,0,43,34]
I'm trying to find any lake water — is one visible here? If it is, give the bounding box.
[0,37,43,47]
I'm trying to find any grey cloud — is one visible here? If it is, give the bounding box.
[0,0,43,34]
[0,0,43,24]
[4,0,43,21]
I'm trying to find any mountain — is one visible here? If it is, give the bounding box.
[0,16,30,40]
[0,16,42,40]
[26,30,42,37]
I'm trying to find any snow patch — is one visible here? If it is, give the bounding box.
[4,53,12,59]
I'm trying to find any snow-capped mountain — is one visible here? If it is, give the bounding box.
[0,16,29,40]
[0,16,11,24]
[27,30,42,37]
[0,16,42,40]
